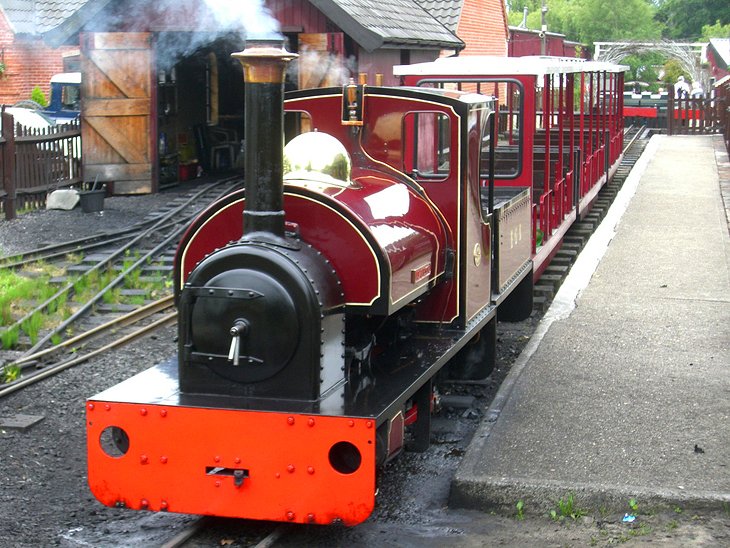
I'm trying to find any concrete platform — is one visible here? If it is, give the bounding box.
[451,135,730,515]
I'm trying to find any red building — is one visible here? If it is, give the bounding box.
[0,0,78,105]
[508,26,588,59]
[707,38,730,82]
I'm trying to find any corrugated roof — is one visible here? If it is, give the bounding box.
[414,0,462,33]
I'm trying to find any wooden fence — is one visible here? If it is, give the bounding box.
[667,88,727,136]
[717,79,730,156]
[1,110,82,220]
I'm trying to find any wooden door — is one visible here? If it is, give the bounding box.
[298,33,345,89]
[81,32,154,194]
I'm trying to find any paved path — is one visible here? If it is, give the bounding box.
[451,135,730,515]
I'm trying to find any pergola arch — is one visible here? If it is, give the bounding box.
[594,41,708,90]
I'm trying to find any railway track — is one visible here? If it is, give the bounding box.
[531,126,648,311]
[0,296,175,398]
[119,130,654,548]
[158,518,290,548]
[0,177,242,395]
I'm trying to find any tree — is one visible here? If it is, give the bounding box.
[701,20,730,40]
[663,58,690,85]
[656,0,730,39]
[506,0,660,46]
[570,0,660,44]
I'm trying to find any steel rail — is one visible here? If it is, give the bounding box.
[159,517,212,548]
[2,178,239,353]
[0,229,146,269]
[622,125,645,154]
[253,525,291,548]
[10,295,174,367]
[0,177,240,268]
[22,220,186,355]
[0,311,176,399]
[157,519,290,548]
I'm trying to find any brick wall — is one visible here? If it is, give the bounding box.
[456,0,508,57]
[1,12,76,106]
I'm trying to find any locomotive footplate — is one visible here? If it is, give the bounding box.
[86,305,495,525]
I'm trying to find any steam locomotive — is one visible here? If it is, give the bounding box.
[85,40,540,526]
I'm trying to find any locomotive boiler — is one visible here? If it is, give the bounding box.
[86,39,532,526]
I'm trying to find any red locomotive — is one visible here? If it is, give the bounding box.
[86,42,625,526]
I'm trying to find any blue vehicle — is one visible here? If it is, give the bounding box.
[44,72,80,123]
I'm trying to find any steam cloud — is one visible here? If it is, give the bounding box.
[145,0,283,69]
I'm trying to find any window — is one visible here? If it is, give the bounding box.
[492,82,521,178]
[415,78,523,180]
[403,111,450,181]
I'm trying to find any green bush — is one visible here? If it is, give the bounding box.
[30,86,48,107]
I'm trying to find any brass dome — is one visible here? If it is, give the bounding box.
[283,131,352,185]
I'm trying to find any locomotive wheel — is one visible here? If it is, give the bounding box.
[498,267,533,322]
[445,316,497,381]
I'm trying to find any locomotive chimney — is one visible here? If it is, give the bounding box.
[232,40,297,239]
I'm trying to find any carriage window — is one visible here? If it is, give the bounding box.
[491,82,521,178]
[403,112,450,182]
[416,79,522,179]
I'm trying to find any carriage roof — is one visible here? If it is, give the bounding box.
[394,55,628,79]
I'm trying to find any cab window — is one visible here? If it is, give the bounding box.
[403,111,450,182]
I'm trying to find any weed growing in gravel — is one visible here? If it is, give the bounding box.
[0,267,61,347]
[628,498,639,513]
[0,270,41,325]
[619,523,652,541]
[515,500,525,520]
[1,363,21,383]
[126,295,147,306]
[102,286,122,305]
[550,493,587,521]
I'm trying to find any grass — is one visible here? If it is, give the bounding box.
[0,270,44,325]
[1,326,19,350]
[0,251,173,350]
[20,312,44,344]
[0,267,57,348]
